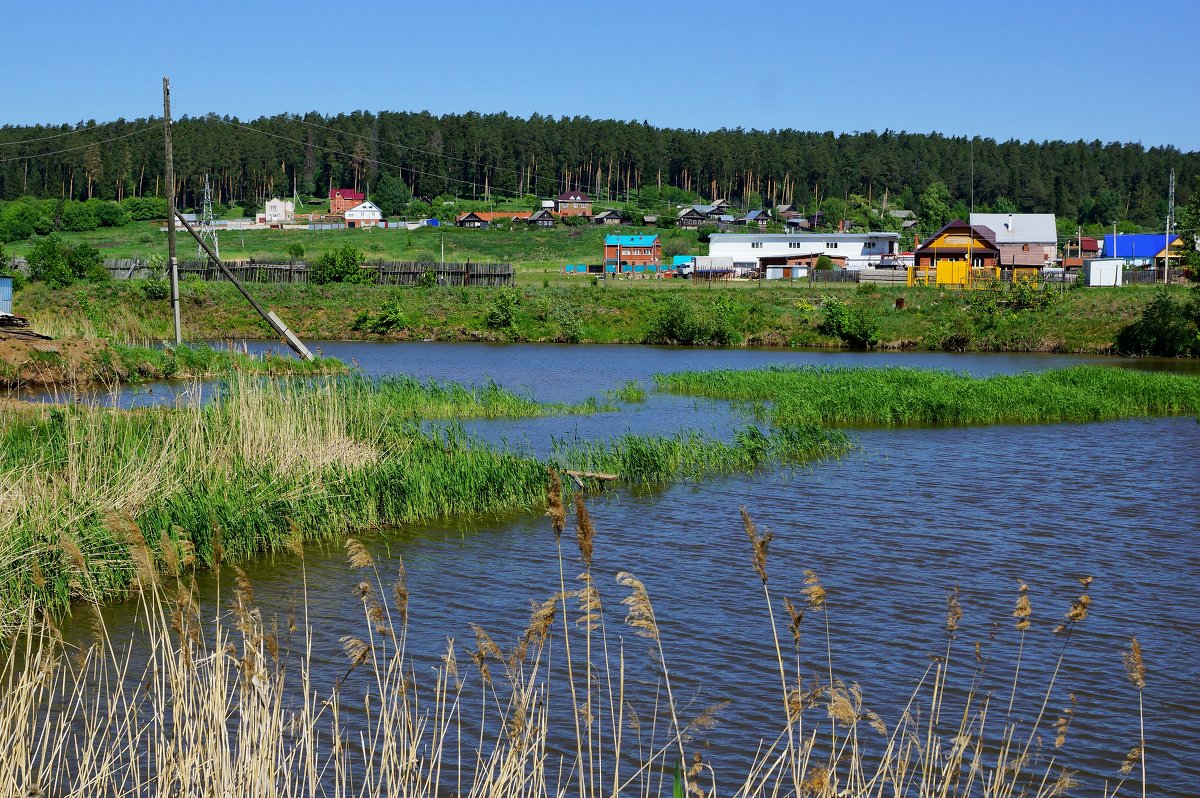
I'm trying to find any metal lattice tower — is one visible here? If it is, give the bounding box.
[1163,168,1175,283]
[197,174,219,259]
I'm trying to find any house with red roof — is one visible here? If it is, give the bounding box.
[329,188,365,215]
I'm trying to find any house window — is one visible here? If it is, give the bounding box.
[826,242,838,248]
[789,242,802,249]
[1022,244,1030,251]
[751,242,762,249]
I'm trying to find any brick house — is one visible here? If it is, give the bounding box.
[329,188,365,215]
[555,190,592,217]
[604,234,661,269]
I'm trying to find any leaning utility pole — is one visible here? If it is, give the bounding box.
[160,78,311,361]
[163,77,182,344]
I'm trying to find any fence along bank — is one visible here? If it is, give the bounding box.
[102,259,515,287]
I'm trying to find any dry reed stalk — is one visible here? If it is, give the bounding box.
[1121,636,1147,798]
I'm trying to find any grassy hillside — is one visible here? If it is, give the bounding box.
[12,277,1185,354]
[3,221,700,277]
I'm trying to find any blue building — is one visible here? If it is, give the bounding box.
[1103,234,1184,267]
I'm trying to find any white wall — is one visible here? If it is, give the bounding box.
[708,233,900,277]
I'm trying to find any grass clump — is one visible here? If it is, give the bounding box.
[552,424,850,485]
[655,365,1200,427]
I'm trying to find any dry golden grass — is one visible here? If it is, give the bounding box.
[0,505,1150,798]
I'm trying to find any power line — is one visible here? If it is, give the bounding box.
[0,119,153,148]
[221,120,602,205]
[0,125,159,165]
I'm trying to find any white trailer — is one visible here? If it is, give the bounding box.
[1082,258,1123,287]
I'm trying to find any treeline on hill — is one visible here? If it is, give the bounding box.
[0,112,1196,230]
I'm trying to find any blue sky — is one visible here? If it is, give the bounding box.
[2,0,1196,151]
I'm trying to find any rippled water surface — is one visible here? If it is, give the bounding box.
[75,342,1199,795]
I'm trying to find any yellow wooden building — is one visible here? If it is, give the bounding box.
[909,220,1001,288]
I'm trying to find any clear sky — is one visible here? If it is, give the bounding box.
[2,0,1196,151]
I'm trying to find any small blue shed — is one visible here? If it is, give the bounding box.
[0,276,13,316]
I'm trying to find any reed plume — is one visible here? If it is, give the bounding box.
[783,596,804,648]
[393,556,409,625]
[802,570,826,611]
[946,585,962,635]
[574,493,595,568]
[345,537,374,569]
[546,468,566,539]
[741,507,773,584]
[616,572,659,642]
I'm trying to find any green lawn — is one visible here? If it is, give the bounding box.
[4,220,700,277]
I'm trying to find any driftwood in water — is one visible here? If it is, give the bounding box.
[564,470,619,490]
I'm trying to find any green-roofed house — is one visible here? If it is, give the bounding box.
[604,234,662,273]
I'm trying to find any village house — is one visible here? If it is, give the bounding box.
[261,197,295,224]
[888,209,918,230]
[554,190,592,217]
[1063,235,1101,269]
[345,200,383,228]
[911,220,1001,286]
[604,234,662,271]
[1103,233,1185,269]
[969,213,1057,267]
[527,208,557,228]
[675,207,707,229]
[736,210,770,230]
[455,210,532,228]
[329,188,365,215]
[592,209,624,226]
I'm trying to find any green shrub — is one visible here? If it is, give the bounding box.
[818,297,880,349]
[486,288,520,329]
[351,299,407,335]
[27,235,74,287]
[815,255,835,271]
[1115,289,1200,356]
[643,295,734,346]
[120,197,169,221]
[310,244,369,284]
[286,242,305,260]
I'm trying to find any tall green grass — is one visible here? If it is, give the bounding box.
[655,365,1200,426]
[0,374,839,633]
[552,424,850,484]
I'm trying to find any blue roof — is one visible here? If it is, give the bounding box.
[605,234,659,246]
[672,255,695,265]
[1104,234,1181,258]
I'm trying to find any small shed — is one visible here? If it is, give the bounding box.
[1083,258,1123,287]
[0,276,12,315]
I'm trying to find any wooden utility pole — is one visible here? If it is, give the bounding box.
[163,77,182,345]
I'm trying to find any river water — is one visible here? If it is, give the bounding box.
[72,344,1200,795]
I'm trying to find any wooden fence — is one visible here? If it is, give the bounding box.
[103,259,514,287]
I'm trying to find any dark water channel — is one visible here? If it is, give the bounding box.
[68,344,1200,795]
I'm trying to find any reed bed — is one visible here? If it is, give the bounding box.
[0,503,1147,797]
[552,424,850,485]
[0,374,832,634]
[655,365,1200,427]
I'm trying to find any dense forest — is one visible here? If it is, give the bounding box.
[0,110,1196,230]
